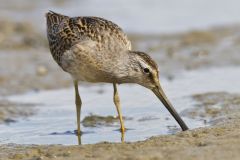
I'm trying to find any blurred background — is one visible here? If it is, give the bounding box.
[2,0,240,33]
[1,0,240,145]
[1,0,240,95]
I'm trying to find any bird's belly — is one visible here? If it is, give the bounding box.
[71,68,116,83]
[60,52,113,83]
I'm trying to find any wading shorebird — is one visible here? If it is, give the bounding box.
[46,11,188,141]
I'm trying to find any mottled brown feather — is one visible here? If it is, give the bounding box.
[46,11,131,67]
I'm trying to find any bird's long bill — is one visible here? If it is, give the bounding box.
[152,86,189,131]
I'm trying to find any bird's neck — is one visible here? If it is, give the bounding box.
[113,51,141,84]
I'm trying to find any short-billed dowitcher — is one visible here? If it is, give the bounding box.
[46,11,188,140]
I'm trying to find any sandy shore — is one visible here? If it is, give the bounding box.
[0,19,240,159]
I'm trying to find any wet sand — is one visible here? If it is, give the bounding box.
[1,18,240,159]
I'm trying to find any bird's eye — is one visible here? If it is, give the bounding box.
[143,68,150,73]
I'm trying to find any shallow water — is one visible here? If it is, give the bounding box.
[0,67,240,145]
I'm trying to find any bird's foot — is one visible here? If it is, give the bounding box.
[115,127,126,133]
[120,127,125,133]
[74,129,83,136]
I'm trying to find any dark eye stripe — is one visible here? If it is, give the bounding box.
[149,72,153,78]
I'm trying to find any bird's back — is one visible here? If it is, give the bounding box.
[46,11,132,68]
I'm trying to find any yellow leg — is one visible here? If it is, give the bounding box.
[74,80,82,144]
[113,83,125,133]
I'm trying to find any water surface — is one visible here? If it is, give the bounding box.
[0,67,239,145]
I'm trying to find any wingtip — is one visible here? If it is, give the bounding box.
[45,11,51,18]
[49,10,57,14]
[45,10,68,18]
[45,10,57,17]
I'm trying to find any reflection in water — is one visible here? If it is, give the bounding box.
[75,129,125,145]
[49,129,125,145]
[121,131,125,143]
[77,133,81,145]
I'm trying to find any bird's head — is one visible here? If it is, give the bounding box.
[129,51,160,89]
[127,51,189,131]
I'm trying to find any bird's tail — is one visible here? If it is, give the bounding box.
[45,10,68,31]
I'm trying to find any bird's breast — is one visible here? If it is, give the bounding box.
[60,43,129,83]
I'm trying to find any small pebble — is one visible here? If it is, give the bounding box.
[36,65,48,76]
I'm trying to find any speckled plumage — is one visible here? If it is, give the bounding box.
[46,11,138,83]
